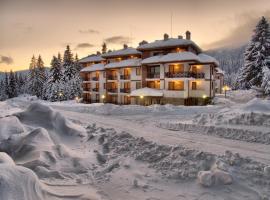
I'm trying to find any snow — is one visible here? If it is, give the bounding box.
[0,90,270,199]
[102,47,141,58]
[130,87,163,97]
[80,63,105,72]
[105,58,141,69]
[198,53,219,65]
[137,38,202,52]
[141,52,219,66]
[215,67,225,74]
[78,54,105,63]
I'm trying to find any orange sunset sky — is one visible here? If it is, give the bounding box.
[1,0,270,71]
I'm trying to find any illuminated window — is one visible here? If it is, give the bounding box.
[168,81,184,90]
[136,67,141,75]
[169,64,184,73]
[136,82,141,89]
[192,82,197,90]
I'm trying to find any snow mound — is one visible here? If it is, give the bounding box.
[0,116,25,140]
[0,153,45,200]
[0,152,15,165]
[14,102,86,138]
[240,98,270,113]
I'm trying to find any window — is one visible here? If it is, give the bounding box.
[136,81,141,89]
[168,81,184,91]
[169,64,184,73]
[96,94,100,101]
[103,71,106,78]
[136,67,141,76]
[147,81,160,89]
[103,83,106,89]
[192,82,197,90]
[124,82,130,89]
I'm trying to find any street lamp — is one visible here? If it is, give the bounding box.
[222,85,231,98]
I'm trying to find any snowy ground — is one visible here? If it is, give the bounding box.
[0,90,270,200]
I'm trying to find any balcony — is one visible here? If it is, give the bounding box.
[92,77,99,81]
[120,75,131,80]
[107,75,118,80]
[107,88,118,93]
[147,73,160,79]
[120,88,131,93]
[165,72,205,79]
[83,87,91,92]
[92,88,99,92]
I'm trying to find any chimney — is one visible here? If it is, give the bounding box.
[96,51,101,55]
[139,40,148,46]
[123,44,128,49]
[178,35,183,39]
[102,43,107,54]
[163,33,169,40]
[185,31,191,40]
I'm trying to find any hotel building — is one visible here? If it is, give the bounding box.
[79,31,224,105]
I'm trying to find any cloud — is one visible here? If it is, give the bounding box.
[205,11,270,49]
[79,29,100,34]
[0,55,13,65]
[75,43,95,49]
[104,36,132,45]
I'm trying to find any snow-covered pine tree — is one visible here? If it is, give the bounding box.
[8,70,17,98]
[0,79,8,101]
[237,16,270,89]
[74,54,82,73]
[4,72,9,97]
[43,55,64,101]
[262,65,270,95]
[63,45,76,81]
[18,73,26,94]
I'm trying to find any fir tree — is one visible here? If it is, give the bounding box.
[8,70,17,98]
[63,45,75,81]
[262,65,270,95]
[237,16,270,89]
[0,79,7,101]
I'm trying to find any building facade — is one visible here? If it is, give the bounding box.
[79,32,223,105]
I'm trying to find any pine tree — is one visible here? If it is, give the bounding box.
[237,16,270,89]
[74,54,82,73]
[0,79,7,101]
[27,55,47,98]
[262,65,270,95]
[8,70,17,98]
[18,73,26,94]
[4,72,9,96]
[63,45,75,81]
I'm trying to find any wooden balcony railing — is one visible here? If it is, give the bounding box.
[107,88,118,93]
[107,75,118,80]
[92,88,99,92]
[147,73,160,79]
[92,77,99,81]
[120,88,131,93]
[120,75,131,80]
[165,72,205,79]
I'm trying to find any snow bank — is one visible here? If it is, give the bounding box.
[241,98,270,113]
[0,153,45,200]
[0,116,25,140]
[14,102,86,138]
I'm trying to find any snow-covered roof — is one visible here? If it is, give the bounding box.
[130,87,163,97]
[198,53,219,66]
[79,55,105,63]
[102,47,141,58]
[80,63,105,72]
[137,38,202,52]
[142,52,219,66]
[216,67,225,74]
[105,58,142,69]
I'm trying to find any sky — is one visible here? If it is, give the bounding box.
[1,0,270,71]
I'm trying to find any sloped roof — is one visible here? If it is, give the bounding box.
[137,38,202,52]
[130,87,163,97]
[198,53,219,66]
[79,55,105,63]
[141,52,219,66]
[216,67,225,74]
[105,58,142,69]
[102,47,141,58]
[80,63,105,72]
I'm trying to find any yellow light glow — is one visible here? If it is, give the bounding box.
[140,95,144,99]
[101,95,105,99]
[75,96,79,101]
[222,85,231,91]
[59,92,63,96]
[202,95,207,99]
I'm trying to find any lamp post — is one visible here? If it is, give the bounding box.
[222,85,231,98]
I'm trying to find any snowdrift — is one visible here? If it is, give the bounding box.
[14,102,86,138]
[0,152,45,200]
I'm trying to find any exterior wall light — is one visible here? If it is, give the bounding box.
[140,95,144,99]
[202,95,207,99]
[101,95,105,99]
